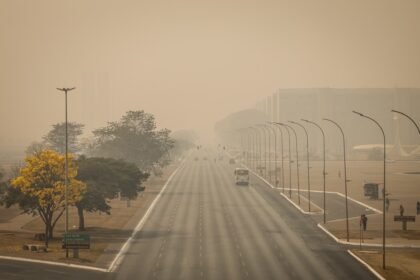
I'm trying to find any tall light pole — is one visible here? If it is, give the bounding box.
[391,110,420,135]
[290,121,311,211]
[302,119,326,224]
[57,87,76,258]
[266,123,277,187]
[353,110,386,269]
[249,127,259,172]
[323,118,349,242]
[285,122,301,205]
[271,122,285,193]
[257,125,268,179]
[276,123,292,198]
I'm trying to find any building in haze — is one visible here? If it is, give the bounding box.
[254,88,420,160]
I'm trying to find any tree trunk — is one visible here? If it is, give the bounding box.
[44,224,49,248]
[48,225,54,239]
[77,205,85,231]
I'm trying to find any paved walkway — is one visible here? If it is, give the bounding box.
[0,211,37,232]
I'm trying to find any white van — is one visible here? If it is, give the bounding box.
[234,168,249,185]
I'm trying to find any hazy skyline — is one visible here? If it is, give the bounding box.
[1,0,420,150]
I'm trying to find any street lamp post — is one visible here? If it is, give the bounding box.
[266,124,277,187]
[290,121,311,211]
[257,125,268,179]
[302,119,326,224]
[249,127,259,172]
[56,87,76,258]
[271,123,285,192]
[275,123,292,198]
[353,111,386,269]
[323,118,349,242]
[285,123,301,205]
[391,110,420,135]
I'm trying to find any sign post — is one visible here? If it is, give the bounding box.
[394,216,415,231]
[63,232,90,258]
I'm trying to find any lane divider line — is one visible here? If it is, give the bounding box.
[108,158,187,272]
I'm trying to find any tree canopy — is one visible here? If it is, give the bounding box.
[6,150,86,246]
[43,122,84,154]
[91,110,175,171]
[75,156,149,230]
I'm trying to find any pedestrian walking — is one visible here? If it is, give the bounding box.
[360,214,368,231]
[416,201,420,215]
[385,197,390,212]
[400,204,405,216]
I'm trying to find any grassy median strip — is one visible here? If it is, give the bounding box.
[0,164,178,268]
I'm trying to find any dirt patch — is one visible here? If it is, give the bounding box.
[352,249,420,280]
[0,163,179,268]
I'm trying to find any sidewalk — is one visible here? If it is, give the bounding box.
[0,209,38,233]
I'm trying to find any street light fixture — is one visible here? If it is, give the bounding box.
[270,122,285,193]
[279,123,300,201]
[248,127,259,172]
[391,110,420,135]
[56,87,76,258]
[266,124,278,187]
[275,123,293,198]
[352,110,386,269]
[285,122,301,205]
[302,119,327,224]
[290,121,311,212]
[256,125,267,178]
[323,118,349,242]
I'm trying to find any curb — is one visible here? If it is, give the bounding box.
[318,223,420,249]
[0,255,108,272]
[347,250,386,280]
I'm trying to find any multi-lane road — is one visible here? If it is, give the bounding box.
[0,149,376,279]
[114,150,375,280]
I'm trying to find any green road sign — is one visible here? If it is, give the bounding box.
[62,232,90,249]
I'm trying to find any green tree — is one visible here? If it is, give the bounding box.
[92,111,175,171]
[43,122,84,154]
[6,150,86,247]
[75,156,149,230]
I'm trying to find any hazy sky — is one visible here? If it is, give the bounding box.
[1,0,420,149]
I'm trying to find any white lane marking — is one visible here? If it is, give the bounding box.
[0,255,107,272]
[108,159,187,272]
[347,250,386,280]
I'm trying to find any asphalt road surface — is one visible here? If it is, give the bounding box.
[113,150,376,280]
[0,150,377,280]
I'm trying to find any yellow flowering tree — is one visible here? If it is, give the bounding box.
[11,150,86,247]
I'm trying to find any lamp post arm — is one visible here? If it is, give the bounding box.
[352,110,386,269]
[391,110,420,135]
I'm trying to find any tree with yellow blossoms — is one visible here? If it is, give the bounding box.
[10,150,86,247]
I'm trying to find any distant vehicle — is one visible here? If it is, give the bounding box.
[229,158,235,164]
[194,157,199,161]
[234,168,249,185]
